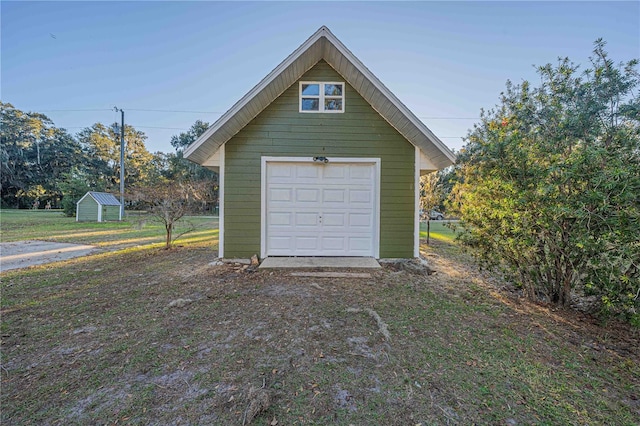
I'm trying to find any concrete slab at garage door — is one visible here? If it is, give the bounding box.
[264,160,379,257]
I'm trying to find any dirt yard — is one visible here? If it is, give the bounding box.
[1,241,639,425]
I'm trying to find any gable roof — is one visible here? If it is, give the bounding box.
[184,26,456,169]
[84,192,121,206]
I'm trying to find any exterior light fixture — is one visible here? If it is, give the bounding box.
[313,156,329,163]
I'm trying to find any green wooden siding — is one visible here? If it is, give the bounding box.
[102,205,120,221]
[77,197,98,222]
[224,60,415,258]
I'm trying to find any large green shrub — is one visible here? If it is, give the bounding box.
[451,41,639,322]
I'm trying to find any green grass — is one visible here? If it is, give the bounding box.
[420,220,457,243]
[0,209,218,248]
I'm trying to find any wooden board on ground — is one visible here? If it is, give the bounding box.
[290,272,372,278]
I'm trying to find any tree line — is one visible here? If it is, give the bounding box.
[0,101,217,214]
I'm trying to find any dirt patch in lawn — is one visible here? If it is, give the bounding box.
[1,241,639,425]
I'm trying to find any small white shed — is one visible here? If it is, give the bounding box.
[76,192,122,222]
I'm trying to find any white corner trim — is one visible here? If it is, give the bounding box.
[414,146,420,258]
[260,156,268,258]
[260,156,381,258]
[374,159,381,259]
[218,145,225,258]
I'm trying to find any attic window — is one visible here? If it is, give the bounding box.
[300,82,344,113]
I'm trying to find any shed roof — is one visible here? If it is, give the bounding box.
[184,26,456,170]
[86,192,121,206]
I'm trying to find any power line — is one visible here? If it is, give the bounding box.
[2,107,222,114]
[130,125,191,130]
[59,125,464,137]
[35,108,113,112]
[59,123,463,137]
[419,116,478,120]
[7,105,478,120]
[58,125,191,131]
[25,107,477,119]
[126,108,224,114]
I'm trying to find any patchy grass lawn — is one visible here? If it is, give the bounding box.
[1,234,639,424]
[0,209,218,249]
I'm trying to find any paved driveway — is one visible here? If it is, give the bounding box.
[0,240,97,272]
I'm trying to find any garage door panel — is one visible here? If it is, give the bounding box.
[295,188,320,202]
[322,212,346,227]
[269,212,292,226]
[295,212,318,226]
[323,189,346,203]
[349,165,374,180]
[349,237,373,251]
[269,236,292,250]
[350,190,373,205]
[323,165,348,180]
[265,161,376,257]
[269,188,292,202]
[296,236,319,250]
[349,213,373,227]
[268,164,294,179]
[321,236,346,251]
[296,166,321,179]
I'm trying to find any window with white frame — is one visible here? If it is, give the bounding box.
[299,82,344,113]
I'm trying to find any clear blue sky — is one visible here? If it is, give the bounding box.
[2,1,638,154]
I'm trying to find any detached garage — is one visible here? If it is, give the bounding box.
[184,26,455,259]
[76,192,122,222]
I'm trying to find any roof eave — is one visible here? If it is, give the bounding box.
[318,31,456,168]
[184,26,456,169]
[184,27,331,164]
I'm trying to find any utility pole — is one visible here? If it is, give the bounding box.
[114,107,125,220]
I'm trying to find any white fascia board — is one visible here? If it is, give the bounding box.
[76,192,91,206]
[184,28,329,163]
[321,31,456,167]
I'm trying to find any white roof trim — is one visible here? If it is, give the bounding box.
[76,192,92,206]
[184,26,456,169]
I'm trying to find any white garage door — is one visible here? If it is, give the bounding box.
[265,161,377,257]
